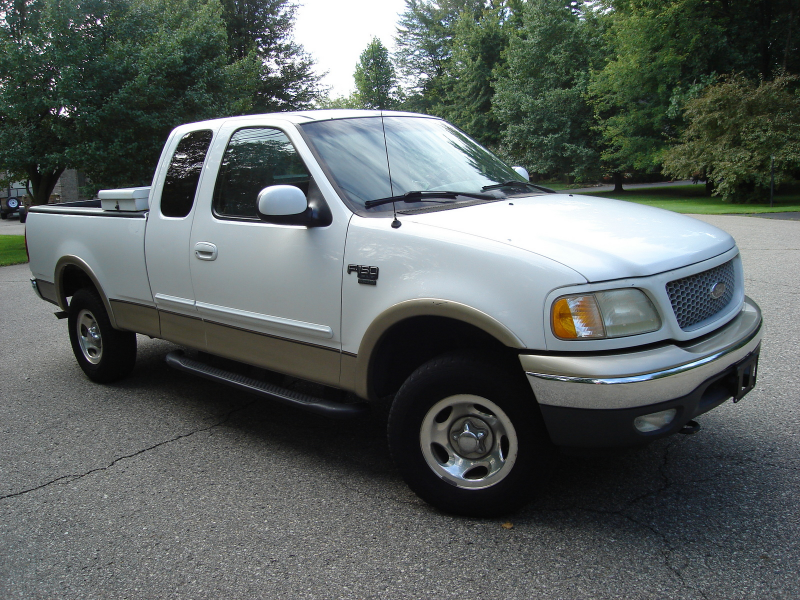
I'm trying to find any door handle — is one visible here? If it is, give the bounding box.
[194,242,218,261]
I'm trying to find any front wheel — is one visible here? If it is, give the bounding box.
[387,353,554,517]
[68,288,137,383]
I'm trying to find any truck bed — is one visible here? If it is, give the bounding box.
[26,201,154,308]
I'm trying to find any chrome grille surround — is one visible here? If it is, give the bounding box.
[666,260,736,330]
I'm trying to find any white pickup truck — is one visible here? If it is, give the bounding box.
[26,110,762,516]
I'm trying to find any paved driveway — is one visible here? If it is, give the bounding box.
[1,215,798,599]
[0,213,25,235]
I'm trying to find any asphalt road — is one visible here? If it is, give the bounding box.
[1,215,798,599]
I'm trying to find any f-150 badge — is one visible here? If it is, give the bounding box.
[348,264,379,285]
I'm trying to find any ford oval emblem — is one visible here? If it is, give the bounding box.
[710,282,726,299]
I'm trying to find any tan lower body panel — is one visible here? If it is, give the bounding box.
[339,352,358,392]
[110,300,161,338]
[36,279,59,305]
[340,353,359,394]
[205,321,342,388]
[160,311,207,350]
[122,307,347,391]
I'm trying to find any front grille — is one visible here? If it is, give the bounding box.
[666,260,736,330]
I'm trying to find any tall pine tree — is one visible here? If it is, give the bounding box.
[354,38,398,110]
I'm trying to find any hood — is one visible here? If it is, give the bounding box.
[404,194,735,282]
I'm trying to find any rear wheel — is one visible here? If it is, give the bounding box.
[68,288,137,383]
[388,352,554,517]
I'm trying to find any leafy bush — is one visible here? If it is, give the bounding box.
[663,74,800,203]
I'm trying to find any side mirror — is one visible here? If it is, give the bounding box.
[257,185,308,217]
[256,182,332,228]
[512,166,529,181]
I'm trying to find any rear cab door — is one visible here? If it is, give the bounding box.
[144,121,223,349]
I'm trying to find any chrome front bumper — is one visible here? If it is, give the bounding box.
[520,297,762,447]
[521,297,762,411]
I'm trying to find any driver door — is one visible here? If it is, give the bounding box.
[188,121,349,387]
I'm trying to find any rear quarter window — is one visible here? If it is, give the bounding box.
[160,130,213,218]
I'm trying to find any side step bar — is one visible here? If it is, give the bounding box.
[165,351,369,419]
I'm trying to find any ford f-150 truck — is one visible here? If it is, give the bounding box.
[26,110,762,516]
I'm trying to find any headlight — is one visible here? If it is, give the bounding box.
[551,289,661,340]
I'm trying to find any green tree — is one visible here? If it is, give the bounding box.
[76,0,257,190]
[394,0,484,113]
[219,0,322,112]
[440,6,508,146]
[662,74,800,203]
[0,0,319,203]
[316,93,364,109]
[589,0,798,188]
[0,0,114,203]
[494,0,602,180]
[354,38,398,110]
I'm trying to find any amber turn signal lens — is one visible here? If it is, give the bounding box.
[551,295,606,339]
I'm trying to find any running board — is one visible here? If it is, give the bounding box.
[165,351,368,419]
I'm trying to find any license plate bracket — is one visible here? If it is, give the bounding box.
[732,345,760,403]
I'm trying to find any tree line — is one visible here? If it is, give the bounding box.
[2,0,797,205]
[341,0,799,202]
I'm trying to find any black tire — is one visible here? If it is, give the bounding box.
[68,288,137,383]
[0,212,7,220]
[387,352,554,517]
[18,208,27,224]
[7,198,19,210]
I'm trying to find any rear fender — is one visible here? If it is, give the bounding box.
[54,255,118,329]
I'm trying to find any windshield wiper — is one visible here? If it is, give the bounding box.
[364,190,496,209]
[481,181,556,193]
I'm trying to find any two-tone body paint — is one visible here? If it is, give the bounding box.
[25,110,757,414]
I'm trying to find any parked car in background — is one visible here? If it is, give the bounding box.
[1,196,27,222]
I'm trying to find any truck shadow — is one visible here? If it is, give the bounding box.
[120,339,785,542]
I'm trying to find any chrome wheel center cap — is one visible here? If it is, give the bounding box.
[450,418,492,459]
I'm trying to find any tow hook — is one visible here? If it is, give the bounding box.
[679,420,701,435]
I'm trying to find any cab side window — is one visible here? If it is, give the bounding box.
[212,127,311,219]
[160,130,213,218]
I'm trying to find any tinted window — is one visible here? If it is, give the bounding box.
[160,130,213,218]
[213,127,311,219]
[300,116,525,212]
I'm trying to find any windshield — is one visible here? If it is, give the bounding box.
[299,116,530,213]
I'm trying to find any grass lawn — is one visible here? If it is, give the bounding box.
[0,235,28,266]
[582,184,800,214]
[538,182,587,191]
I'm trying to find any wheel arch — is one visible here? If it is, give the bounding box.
[55,256,119,329]
[351,299,525,400]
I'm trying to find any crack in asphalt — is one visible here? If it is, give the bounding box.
[0,400,256,502]
[534,438,711,599]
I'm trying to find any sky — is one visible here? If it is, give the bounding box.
[293,0,408,98]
